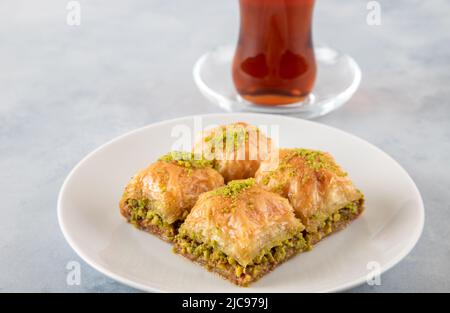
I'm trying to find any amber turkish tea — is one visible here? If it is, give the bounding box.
[232,0,316,106]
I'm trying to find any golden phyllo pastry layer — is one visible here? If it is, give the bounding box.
[119,152,224,241]
[255,148,364,234]
[174,179,306,286]
[193,122,274,182]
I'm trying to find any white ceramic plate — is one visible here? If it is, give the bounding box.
[58,113,424,293]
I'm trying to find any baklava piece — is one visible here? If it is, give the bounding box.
[174,179,306,286]
[255,148,364,245]
[193,122,274,182]
[120,152,224,242]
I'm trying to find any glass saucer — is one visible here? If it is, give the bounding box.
[193,45,362,119]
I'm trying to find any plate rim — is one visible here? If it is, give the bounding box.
[57,113,425,293]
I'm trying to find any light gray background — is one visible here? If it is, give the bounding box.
[1,0,449,292]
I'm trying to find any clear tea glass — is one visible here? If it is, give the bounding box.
[232,0,316,106]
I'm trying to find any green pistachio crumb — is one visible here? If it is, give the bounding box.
[173,232,307,280]
[261,175,271,185]
[212,178,255,198]
[287,148,346,176]
[205,124,260,154]
[159,151,214,169]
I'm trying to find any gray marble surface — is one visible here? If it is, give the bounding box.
[1,0,449,292]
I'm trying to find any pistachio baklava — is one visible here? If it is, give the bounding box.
[173,179,306,286]
[119,151,224,242]
[255,148,364,245]
[193,122,274,182]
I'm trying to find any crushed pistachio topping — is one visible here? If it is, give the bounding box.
[212,178,256,198]
[345,201,359,214]
[174,197,363,282]
[288,149,344,173]
[260,149,346,185]
[307,199,363,238]
[261,175,271,186]
[126,198,178,239]
[158,151,214,169]
[205,124,260,153]
[259,166,291,189]
[175,232,307,279]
